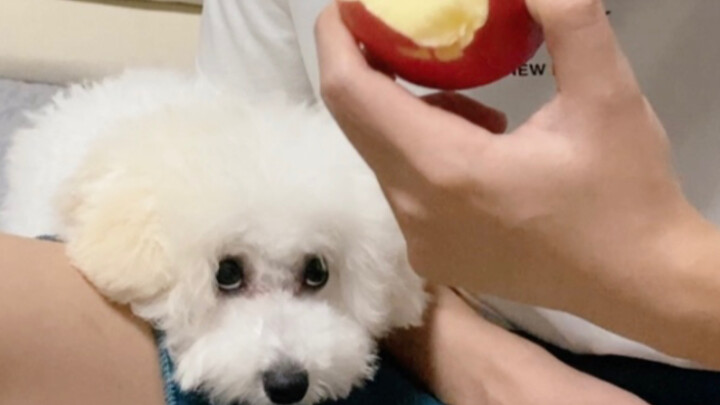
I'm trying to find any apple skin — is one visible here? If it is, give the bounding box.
[339,0,544,90]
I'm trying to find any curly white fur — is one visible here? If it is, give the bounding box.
[0,71,426,404]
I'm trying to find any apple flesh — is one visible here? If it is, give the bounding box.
[339,0,544,90]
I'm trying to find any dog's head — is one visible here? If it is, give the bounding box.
[57,101,426,405]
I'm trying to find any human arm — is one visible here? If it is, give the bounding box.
[314,0,720,367]
[385,286,648,405]
[0,233,164,405]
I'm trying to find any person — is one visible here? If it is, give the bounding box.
[0,1,718,405]
[313,0,720,367]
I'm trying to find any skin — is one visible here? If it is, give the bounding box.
[315,0,720,367]
[0,233,164,405]
[386,287,648,405]
[0,233,644,404]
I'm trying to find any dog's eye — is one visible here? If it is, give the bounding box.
[216,258,245,291]
[303,256,329,290]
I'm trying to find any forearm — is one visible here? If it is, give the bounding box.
[571,211,720,368]
[0,233,164,404]
[385,287,647,405]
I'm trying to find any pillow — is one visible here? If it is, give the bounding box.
[196,0,314,103]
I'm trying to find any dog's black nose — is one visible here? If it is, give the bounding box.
[262,364,309,404]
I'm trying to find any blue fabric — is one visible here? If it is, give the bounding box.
[157,333,212,405]
[156,332,443,405]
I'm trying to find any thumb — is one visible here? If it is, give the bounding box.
[526,0,640,99]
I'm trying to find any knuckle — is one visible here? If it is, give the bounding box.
[315,7,359,107]
[319,61,357,106]
[404,237,432,271]
[560,0,603,19]
[389,192,425,227]
[541,0,604,30]
[319,76,348,107]
[423,167,471,191]
[313,7,332,38]
[313,8,332,40]
[583,83,645,112]
[419,145,480,192]
[565,0,603,14]
[406,250,425,273]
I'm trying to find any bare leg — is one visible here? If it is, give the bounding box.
[0,234,164,405]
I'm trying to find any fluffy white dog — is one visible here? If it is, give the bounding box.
[0,71,426,405]
[0,69,701,405]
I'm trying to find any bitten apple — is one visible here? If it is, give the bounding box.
[338,0,544,90]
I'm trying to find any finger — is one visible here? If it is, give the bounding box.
[422,92,508,135]
[315,2,494,179]
[526,0,641,99]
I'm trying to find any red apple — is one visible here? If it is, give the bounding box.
[338,0,544,90]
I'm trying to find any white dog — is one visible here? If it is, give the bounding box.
[0,70,701,405]
[0,71,426,405]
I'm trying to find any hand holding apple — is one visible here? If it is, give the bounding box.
[316,0,720,367]
[338,0,543,89]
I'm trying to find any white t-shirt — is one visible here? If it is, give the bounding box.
[197,0,720,367]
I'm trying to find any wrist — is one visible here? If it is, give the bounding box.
[385,287,645,405]
[647,207,720,363]
[384,287,519,404]
[579,201,720,365]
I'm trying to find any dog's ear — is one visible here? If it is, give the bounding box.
[56,161,174,304]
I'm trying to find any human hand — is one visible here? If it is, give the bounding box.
[385,286,648,405]
[315,0,707,316]
[315,0,720,364]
